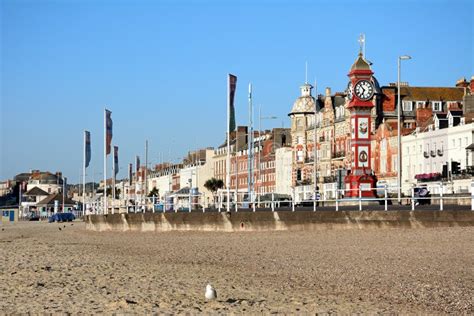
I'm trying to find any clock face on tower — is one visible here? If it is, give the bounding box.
[347,81,353,101]
[354,80,374,101]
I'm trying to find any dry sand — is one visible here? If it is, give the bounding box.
[0,221,473,314]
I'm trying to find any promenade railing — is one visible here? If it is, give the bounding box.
[83,181,474,215]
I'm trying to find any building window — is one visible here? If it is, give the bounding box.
[402,101,413,111]
[432,101,442,112]
[416,101,425,109]
[297,150,304,162]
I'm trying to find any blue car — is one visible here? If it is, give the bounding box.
[48,212,76,223]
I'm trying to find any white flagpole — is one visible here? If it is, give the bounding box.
[145,140,148,211]
[235,127,238,212]
[104,109,107,215]
[313,80,318,212]
[226,75,231,213]
[83,131,86,216]
[248,83,253,206]
[112,147,115,214]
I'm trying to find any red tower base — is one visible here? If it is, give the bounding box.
[344,171,377,198]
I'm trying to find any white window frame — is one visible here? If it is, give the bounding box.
[402,101,413,111]
[432,101,442,112]
[416,101,425,109]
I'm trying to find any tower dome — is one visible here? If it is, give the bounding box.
[289,83,316,115]
[350,52,371,71]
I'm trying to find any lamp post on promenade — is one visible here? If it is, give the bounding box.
[258,105,277,205]
[397,55,412,204]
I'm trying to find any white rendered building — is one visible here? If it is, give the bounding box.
[402,122,474,194]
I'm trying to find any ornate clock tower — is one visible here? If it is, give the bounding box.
[344,52,377,198]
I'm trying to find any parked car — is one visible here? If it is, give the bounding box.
[27,213,40,221]
[48,212,75,223]
[414,186,431,205]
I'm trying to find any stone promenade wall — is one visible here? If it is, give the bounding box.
[85,211,474,232]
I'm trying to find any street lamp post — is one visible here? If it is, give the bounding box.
[258,105,277,206]
[397,55,411,204]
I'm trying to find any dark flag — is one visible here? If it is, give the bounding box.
[105,109,113,155]
[128,163,133,186]
[85,131,91,168]
[114,146,119,176]
[228,74,237,132]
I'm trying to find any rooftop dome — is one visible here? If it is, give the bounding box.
[350,52,371,71]
[289,83,316,115]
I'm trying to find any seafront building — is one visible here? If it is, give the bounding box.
[2,66,473,213]
[287,57,474,201]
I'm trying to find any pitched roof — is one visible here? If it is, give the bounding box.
[24,186,49,196]
[448,110,463,116]
[36,193,76,206]
[434,113,447,119]
[400,86,464,101]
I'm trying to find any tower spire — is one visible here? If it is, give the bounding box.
[358,33,366,58]
[305,61,308,84]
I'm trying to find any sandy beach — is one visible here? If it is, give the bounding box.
[0,221,473,314]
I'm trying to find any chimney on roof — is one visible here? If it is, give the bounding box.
[56,172,62,179]
[389,82,409,87]
[325,87,331,96]
[456,77,469,88]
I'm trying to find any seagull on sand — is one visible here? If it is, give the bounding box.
[205,284,217,300]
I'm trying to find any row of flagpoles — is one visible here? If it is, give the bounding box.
[81,73,240,214]
[83,109,145,214]
[82,109,115,214]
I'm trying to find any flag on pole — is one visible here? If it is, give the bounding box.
[85,131,91,168]
[136,156,140,173]
[228,74,237,132]
[128,163,133,186]
[114,146,119,176]
[105,109,113,155]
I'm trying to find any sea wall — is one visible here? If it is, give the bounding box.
[84,210,474,232]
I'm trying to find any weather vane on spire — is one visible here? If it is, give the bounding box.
[358,33,366,58]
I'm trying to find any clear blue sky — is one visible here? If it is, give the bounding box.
[1,0,473,183]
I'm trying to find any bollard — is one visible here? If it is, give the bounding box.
[313,190,316,212]
[218,195,221,213]
[335,189,339,212]
[439,183,443,211]
[271,193,275,212]
[384,188,388,211]
[252,200,256,212]
[358,188,362,211]
[472,180,474,211]
[235,192,238,213]
[292,199,295,212]
[411,187,415,211]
